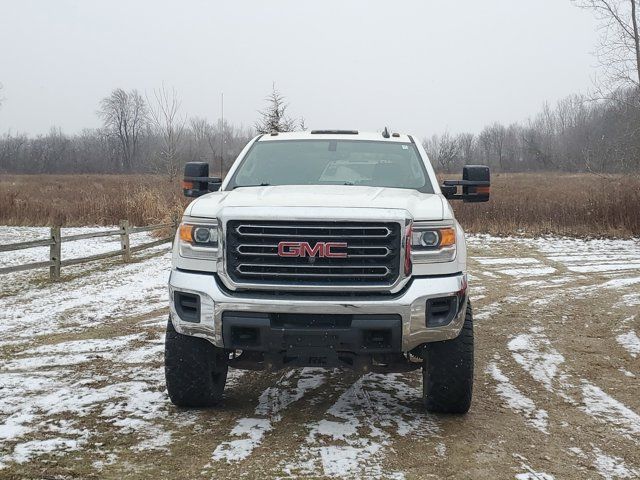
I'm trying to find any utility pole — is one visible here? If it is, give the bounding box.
[220,92,224,179]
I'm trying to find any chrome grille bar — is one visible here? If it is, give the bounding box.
[235,224,392,238]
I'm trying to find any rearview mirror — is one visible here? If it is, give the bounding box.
[182,162,222,197]
[441,165,490,203]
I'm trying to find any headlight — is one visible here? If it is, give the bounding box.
[410,224,456,263]
[411,227,455,250]
[179,222,219,260]
[179,223,219,247]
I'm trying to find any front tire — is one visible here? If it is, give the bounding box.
[422,301,474,414]
[165,317,228,407]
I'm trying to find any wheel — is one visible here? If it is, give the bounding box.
[422,300,474,414]
[164,316,228,407]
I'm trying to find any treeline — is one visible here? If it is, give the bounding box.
[1,86,639,175]
[423,88,640,173]
[0,121,252,176]
[0,86,257,177]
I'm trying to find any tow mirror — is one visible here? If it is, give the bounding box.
[182,162,222,197]
[441,165,490,203]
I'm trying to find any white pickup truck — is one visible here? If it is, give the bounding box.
[166,130,490,413]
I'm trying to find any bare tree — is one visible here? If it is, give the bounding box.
[98,88,147,172]
[148,86,186,180]
[255,84,296,134]
[190,117,218,161]
[423,132,459,172]
[456,133,475,165]
[574,1,640,91]
[0,132,26,171]
[479,123,507,170]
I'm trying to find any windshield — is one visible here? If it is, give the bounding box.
[227,139,434,193]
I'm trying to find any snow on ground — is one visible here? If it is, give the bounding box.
[282,373,439,479]
[1,229,639,477]
[486,361,548,434]
[0,226,171,343]
[508,331,567,394]
[0,226,175,468]
[591,447,640,479]
[498,266,557,277]
[211,368,327,463]
[616,330,640,358]
[474,301,503,321]
[581,384,640,439]
[509,327,640,444]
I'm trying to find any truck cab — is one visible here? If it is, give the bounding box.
[166,130,490,413]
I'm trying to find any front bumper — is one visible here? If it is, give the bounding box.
[168,269,468,352]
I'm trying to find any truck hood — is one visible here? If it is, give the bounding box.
[186,185,445,221]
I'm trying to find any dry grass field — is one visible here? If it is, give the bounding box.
[1,173,639,237]
[0,175,188,228]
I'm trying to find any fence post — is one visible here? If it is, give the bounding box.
[49,226,61,280]
[120,220,131,262]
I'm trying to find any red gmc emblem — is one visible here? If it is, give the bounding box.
[277,241,348,258]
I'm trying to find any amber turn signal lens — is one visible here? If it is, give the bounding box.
[181,180,194,189]
[476,186,490,194]
[439,227,456,247]
[179,224,194,243]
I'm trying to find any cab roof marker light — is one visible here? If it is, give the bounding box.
[310,130,359,135]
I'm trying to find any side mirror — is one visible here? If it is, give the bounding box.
[182,162,222,197]
[441,165,490,203]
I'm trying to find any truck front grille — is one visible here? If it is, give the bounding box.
[225,220,401,288]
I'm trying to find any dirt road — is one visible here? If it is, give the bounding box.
[0,231,639,479]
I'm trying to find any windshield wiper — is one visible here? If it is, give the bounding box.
[233,182,271,189]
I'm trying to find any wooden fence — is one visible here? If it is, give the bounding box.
[0,221,176,280]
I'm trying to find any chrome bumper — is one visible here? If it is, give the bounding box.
[168,269,468,352]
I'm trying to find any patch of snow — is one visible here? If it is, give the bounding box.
[318,444,384,478]
[482,270,500,278]
[581,383,640,440]
[486,362,548,434]
[499,267,557,277]
[617,293,640,307]
[283,373,438,479]
[602,277,640,289]
[475,257,540,266]
[211,368,327,463]
[569,263,640,273]
[616,331,640,358]
[508,334,566,393]
[211,418,272,462]
[11,437,85,464]
[475,301,502,321]
[592,447,639,479]
[515,473,555,480]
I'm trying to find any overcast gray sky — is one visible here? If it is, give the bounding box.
[0,0,600,136]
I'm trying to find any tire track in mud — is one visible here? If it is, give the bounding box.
[280,373,440,479]
[208,368,328,463]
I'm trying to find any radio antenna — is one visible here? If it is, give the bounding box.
[220,92,224,179]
